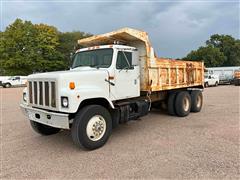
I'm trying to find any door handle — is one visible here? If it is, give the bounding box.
[105,79,115,86]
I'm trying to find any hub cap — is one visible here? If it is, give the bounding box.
[196,95,202,108]
[86,115,106,141]
[183,97,190,112]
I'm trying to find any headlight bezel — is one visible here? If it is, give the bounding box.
[23,92,27,102]
[61,96,69,108]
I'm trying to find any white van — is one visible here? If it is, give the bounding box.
[2,76,27,88]
[204,74,219,87]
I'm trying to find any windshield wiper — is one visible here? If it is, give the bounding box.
[72,65,85,69]
[90,64,101,69]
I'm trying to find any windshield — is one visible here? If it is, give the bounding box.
[72,48,113,69]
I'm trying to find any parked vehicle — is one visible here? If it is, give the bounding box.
[0,76,10,86]
[204,74,219,87]
[234,70,240,86]
[205,66,240,84]
[20,28,204,150]
[2,76,27,88]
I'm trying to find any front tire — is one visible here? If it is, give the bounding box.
[3,83,11,88]
[71,105,112,150]
[175,91,191,117]
[30,121,61,135]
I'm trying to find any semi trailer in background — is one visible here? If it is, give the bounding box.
[205,66,240,84]
[20,28,204,150]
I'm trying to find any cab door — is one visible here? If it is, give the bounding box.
[12,76,20,86]
[209,75,214,85]
[111,51,140,100]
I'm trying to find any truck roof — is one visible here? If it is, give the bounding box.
[75,44,136,53]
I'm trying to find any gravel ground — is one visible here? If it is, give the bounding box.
[1,85,239,179]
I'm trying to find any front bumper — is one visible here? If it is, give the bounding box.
[20,103,70,129]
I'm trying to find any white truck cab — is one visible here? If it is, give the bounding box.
[2,76,27,88]
[20,28,204,150]
[20,44,145,149]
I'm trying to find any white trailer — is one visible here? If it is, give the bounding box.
[206,66,240,84]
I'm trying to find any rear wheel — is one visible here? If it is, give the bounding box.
[175,91,191,117]
[191,90,203,112]
[71,105,112,150]
[215,81,218,86]
[30,121,61,135]
[167,92,177,116]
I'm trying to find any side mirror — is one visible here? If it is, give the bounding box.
[70,52,73,60]
[69,52,75,69]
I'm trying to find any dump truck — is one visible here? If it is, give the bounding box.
[20,28,204,150]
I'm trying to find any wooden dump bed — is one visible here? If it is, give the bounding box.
[78,28,204,92]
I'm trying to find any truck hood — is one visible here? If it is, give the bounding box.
[27,67,110,91]
[27,67,109,80]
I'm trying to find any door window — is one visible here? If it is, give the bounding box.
[116,51,132,70]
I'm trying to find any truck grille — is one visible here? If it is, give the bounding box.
[28,80,57,109]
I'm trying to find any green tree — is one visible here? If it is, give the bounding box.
[0,19,37,75]
[184,46,226,67]
[184,34,240,67]
[0,19,67,75]
[206,34,240,66]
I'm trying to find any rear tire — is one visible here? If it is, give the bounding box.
[30,121,61,135]
[167,92,177,116]
[175,91,191,117]
[71,105,112,150]
[190,90,203,112]
[215,82,218,86]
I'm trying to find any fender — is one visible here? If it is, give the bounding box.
[59,86,114,113]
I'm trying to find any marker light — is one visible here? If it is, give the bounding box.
[69,82,75,89]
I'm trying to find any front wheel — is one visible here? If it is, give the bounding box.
[71,105,112,150]
[3,83,11,88]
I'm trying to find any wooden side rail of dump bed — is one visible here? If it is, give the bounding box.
[148,58,204,91]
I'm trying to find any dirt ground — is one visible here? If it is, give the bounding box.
[0,85,239,179]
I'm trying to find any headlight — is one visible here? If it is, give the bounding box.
[61,97,69,108]
[23,92,27,102]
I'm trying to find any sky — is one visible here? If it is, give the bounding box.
[1,0,239,58]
